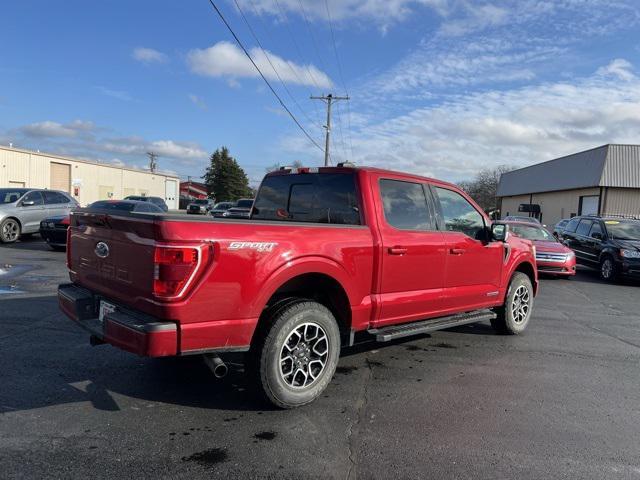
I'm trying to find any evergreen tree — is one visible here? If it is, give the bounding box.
[202,147,251,201]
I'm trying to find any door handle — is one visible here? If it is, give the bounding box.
[449,248,466,255]
[388,246,407,255]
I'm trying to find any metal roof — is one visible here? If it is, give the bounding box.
[497,144,640,197]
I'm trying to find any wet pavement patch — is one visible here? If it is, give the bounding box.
[182,448,228,466]
[406,345,421,351]
[254,431,277,441]
[335,366,358,375]
[433,343,457,349]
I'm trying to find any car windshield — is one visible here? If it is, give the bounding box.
[605,220,640,240]
[509,224,554,241]
[193,199,209,205]
[214,202,233,209]
[124,196,146,201]
[236,199,254,208]
[0,188,29,204]
[89,201,149,212]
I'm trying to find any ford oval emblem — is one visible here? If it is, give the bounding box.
[95,241,110,259]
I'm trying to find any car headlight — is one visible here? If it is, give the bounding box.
[620,249,640,259]
[566,251,575,259]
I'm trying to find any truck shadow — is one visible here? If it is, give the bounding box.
[0,294,503,415]
[0,234,56,252]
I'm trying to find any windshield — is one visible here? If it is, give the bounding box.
[0,188,29,204]
[124,196,146,201]
[509,224,554,241]
[236,199,254,208]
[194,199,209,205]
[214,202,233,209]
[605,220,640,240]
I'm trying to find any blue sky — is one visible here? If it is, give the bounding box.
[1,0,640,185]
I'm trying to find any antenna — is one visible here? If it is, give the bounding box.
[146,152,158,173]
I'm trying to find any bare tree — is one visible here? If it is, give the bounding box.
[458,165,515,215]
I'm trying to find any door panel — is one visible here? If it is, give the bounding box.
[374,177,447,326]
[432,186,503,311]
[19,191,46,233]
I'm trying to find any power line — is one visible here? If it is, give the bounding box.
[233,0,323,131]
[204,0,324,153]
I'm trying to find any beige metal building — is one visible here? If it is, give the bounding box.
[0,145,179,209]
[498,144,640,226]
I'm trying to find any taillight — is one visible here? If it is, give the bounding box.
[60,216,70,226]
[153,246,201,299]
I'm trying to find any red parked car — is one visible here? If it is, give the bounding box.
[505,221,576,277]
[59,165,538,408]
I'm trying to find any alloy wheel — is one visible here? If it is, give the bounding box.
[601,259,613,279]
[511,285,530,324]
[2,220,19,242]
[279,322,329,389]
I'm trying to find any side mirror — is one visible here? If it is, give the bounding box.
[491,223,508,242]
[591,232,603,240]
[21,200,35,207]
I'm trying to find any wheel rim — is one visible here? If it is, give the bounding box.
[279,322,329,389]
[511,285,530,324]
[2,220,19,241]
[602,260,612,278]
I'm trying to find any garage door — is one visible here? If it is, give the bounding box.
[50,162,71,192]
[580,195,599,216]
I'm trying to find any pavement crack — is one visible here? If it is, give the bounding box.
[346,359,374,480]
[560,310,640,351]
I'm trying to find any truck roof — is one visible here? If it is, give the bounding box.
[267,165,459,190]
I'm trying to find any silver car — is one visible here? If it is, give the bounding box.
[0,188,78,243]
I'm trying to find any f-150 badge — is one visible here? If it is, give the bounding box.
[228,241,278,252]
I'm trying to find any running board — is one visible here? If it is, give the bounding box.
[367,309,496,342]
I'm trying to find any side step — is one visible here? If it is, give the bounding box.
[367,309,496,342]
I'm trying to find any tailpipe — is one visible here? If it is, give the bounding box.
[203,354,228,379]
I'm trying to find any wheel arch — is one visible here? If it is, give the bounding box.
[512,261,537,295]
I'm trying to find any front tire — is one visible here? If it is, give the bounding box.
[250,300,340,408]
[491,272,534,335]
[600,256,618,282]
[0,218,21,243]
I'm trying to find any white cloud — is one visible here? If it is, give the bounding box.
[239,0,449,29]
[186,41,333,88]
[96,86,133,101]
[188,94,208,110]
[132,47,168,64]
[597,58,635,81]
[20,120,96,138]
[99,137,207,163]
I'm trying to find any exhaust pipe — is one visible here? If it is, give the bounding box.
[203,354,228,379]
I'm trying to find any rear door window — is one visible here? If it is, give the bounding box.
[43,191,70,204]
[576,219,593,236]
[589,222,603,238]
[252,173,360,225]
[379,179,434,230]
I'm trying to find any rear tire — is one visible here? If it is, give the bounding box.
[0,218,21,243]
[491,272,534,335]
[600,256,619,282]
[249,300,340,409]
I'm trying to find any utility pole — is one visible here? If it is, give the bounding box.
[146,152,158,173]
[310,93,349,166]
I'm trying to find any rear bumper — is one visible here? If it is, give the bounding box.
[58,283,254,357]
[58,283,178,357]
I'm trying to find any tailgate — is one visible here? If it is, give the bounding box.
[68,211,157,307]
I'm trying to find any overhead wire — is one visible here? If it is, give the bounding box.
[234,0,323,132]
[205,0,324,153]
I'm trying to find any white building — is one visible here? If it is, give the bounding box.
[0,145,179,209]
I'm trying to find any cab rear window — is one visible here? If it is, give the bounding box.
[252,173,361,225]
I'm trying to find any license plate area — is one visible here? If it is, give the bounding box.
[99,300,116,323]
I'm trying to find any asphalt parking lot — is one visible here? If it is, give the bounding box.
[1,237,640,479]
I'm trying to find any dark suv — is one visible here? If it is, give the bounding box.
[560,215,640,281]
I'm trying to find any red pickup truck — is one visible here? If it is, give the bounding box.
[59,165,537,408]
